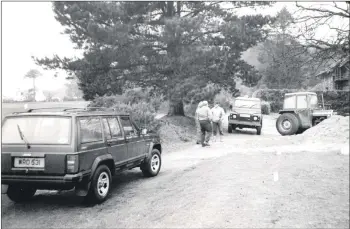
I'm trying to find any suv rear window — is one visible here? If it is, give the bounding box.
[2,116,71,145]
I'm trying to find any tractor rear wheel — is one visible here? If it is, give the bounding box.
[276,113,300,136]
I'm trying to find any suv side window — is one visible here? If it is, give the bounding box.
[79,117,103,143]
[103,117,123,139]
[119,116,138,137]
[102,118,112,140]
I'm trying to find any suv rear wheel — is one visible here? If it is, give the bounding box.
[7,185,36,202]
[86,165,112,204]
[141,149,161,177]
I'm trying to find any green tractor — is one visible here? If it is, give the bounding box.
[276,92,333,136]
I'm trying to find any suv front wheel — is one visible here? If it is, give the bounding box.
[86,165,112,204]
[141,149,161,177]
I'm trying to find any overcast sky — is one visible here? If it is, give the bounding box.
[1,2,347,98]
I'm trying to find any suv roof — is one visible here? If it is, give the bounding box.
[6,107,129,117]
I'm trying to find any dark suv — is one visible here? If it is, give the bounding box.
[1,107,162,203]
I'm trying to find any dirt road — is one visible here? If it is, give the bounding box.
[1,115,349,228]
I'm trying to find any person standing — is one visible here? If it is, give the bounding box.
[195,101,212,147]
[211,102,225,142]
[195,101,204,144]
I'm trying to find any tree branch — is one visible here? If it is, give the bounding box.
[296,2,350,18]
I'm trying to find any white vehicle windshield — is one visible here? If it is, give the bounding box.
[284,95,296,109]
[2,116,71,145]
[309,94,318,108]
[234,99,261,109]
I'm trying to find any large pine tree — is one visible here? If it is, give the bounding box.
[35,2,274,115]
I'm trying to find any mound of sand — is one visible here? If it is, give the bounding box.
[301,115,349,144]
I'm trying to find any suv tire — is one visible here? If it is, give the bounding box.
[86,165,112,204]
[228,125,233,133]
[7,185,36,202]
[141,149,161,177]
[276,113,300,136]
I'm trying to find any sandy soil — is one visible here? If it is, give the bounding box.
[1,114,349,228]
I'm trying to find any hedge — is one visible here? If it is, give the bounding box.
[254,89,350,114]
[261,101,271,115]
[88,88,165,132]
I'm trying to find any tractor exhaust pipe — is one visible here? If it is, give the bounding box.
[321,93,325,110]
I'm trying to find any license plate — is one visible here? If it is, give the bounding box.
[240,114,250,118]
[14,158,45,168]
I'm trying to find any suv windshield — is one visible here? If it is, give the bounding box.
[234,99,261,109]
[2,116,71,145]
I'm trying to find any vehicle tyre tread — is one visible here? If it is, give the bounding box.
[276,113,300,136]
[85,165,111,204]
[141,149,161,177]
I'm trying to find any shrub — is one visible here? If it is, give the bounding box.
[148,92,165,112]
[121,87,165,112]
[213,89,234,112]
[89,94,125,108]
[112,101,160,132]
[184,103,198,117]
[261,101,271,115]
[158,100,169,114]
[338,106,349,116]
[89,90,162,132]
[122,87,148,105]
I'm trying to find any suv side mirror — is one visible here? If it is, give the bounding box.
[141,128,148,135]
[229,105,232,110]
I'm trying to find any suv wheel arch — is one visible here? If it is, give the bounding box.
[90,154,115,180]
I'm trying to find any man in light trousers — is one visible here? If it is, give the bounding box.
[195,101,212,147]
[211,102,225,142]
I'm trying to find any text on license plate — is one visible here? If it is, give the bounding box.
[14,158,45,168]
[240,114,250,117]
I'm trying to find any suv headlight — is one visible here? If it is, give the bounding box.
[253,116,257,121]
[233,115,237,119]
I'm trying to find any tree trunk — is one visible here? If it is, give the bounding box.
[168,99,185,116]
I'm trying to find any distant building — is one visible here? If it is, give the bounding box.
[316,56,350,90]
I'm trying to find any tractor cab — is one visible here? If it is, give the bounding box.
[276,92,333,136]
[282,92,319,111]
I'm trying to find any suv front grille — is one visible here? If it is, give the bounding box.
[238,115,251,121]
